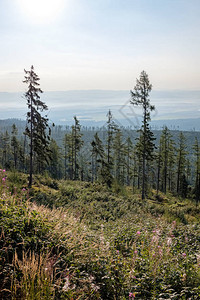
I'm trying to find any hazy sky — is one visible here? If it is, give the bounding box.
[0,0,200,92]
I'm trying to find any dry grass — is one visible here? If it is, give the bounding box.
[11,250,61,300]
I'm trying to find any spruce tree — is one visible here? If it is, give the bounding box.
[64,132,73,179]
[104,110,117,187]
[130,71,155,199]
[63,133,69,180]
[2,130,11,169]
[132,147,139,192]
[48,139,62,179]
[176,132,188,195]
[11,124,19,169]
[65,117,83,180]
[91,132,105,182]
[156,139,162,194]
[106,110,117,166]
[23,65,51,187]
[125,137,133,186]
[113,128,126,185]
[72,116,83,180]
[158,126,175,193]
[168,135,176,192]
[193,137,200,203]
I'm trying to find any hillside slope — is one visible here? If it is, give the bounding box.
[0,172,200,299]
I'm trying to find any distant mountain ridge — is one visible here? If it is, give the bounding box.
[0,117,200,132]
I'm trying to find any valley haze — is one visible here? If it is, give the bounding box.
[0,89,200,131]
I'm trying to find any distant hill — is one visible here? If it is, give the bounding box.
[0,117,200,133]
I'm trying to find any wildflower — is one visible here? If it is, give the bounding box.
[2,178,5,181]
[22,188,26,191]
[136,231,141,235]
[3,169,5,172]
[129,292,135,298]
[182,253,186,257]
[134,250,138,254]
[116,250,119,254]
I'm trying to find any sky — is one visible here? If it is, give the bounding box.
[0,0,200,92]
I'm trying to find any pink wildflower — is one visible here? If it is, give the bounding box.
[116,250,119,254]
[129,292,135,298]
[136,231,141,235]
[2,178,5,181]
[3,169,5,172]
[182,253,186,257]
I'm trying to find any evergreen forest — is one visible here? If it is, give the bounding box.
[1,68,200,299]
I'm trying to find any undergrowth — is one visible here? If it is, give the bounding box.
[0,171,200,299]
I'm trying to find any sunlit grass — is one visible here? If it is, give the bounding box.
[1,171,200,299]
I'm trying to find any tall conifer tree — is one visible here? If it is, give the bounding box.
[104,110,117,187]
[11,124,19,169]
[23,66,51,187]
[176,132,188,195]
[130,71,155,199]
[91,132,105,182]
[66,117,83,180]
[113,128,126,184]
[72,116,83,180]
[193,137,200,203]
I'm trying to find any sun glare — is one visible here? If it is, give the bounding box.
[17,0,66,24]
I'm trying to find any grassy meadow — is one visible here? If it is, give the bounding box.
[0,170,200,299]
